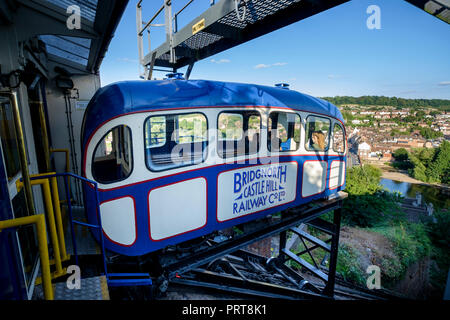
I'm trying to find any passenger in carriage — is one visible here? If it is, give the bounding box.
[309,131,326,151]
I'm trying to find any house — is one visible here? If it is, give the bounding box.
[358,142,371,159]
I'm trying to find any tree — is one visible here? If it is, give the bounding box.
[345,165,382,195]
[413,148,436,168]
[393,148,409,162]
[408,153,427,181]
[416,110,426,119]
[426,141,450,183]
[420,127,443,140]
[343,165,403,227]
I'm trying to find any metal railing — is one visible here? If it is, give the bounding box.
[0,214,54,300]
[136,0,216,79]
[37,172,152,289]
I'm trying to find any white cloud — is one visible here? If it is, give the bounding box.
[327,74,342,79]
[254,62,287,69]
[116,57,139,63]
[438,81,450,86]
[211,59,231,64]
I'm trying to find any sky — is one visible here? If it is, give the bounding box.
[99,0,450,99]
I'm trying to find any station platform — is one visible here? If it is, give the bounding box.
[33,275,110,300]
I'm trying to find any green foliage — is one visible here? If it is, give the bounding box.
[321,96,450,111]
[336,243,366,285]
[407,153,427,181]
[342,111,355,121]
[343,191,404,227]
[370,223,432,282]
[425,140,450,183]
[345,164,382,195]
[343,165,404,227]
[419,127,443,140]
[425,210,450,248]
[421,210,450,293]
[390,142,450,184]
[393,148,409,161]
[413,148,436,168]
[416,110,426,119]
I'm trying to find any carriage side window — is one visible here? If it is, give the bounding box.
[217,111,261,158]
[92,125,132,184]
[144,113,207,171]
[305,116,331,151]
[268,112,300,152]
[332,123,345,153]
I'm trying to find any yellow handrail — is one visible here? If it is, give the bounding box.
[16,175,66,279]
[0,214,54,300]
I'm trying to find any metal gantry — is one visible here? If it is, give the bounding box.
[136,0,350,79]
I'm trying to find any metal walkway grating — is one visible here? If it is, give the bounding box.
[139,0,350,71]
[218,0,302,29]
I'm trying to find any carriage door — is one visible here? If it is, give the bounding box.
[302,115,331,197]
[92,125,136,246]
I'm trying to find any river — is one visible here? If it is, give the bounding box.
[380,178,450,210]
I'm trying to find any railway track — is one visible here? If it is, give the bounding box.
[163,249,402,300]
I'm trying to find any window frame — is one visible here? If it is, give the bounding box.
[174,113,209,144]
[267,111,301,153]
[304,115,331,152]
[217,112,244,141]
[332,122,346,154]
[216,109,262,159]
[143,111,209,172]
[146,116,166,148]
[91,124,133,184]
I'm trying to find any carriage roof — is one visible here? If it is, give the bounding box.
[81,80,344,147]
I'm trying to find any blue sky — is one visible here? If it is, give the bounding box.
[100,0,450,99]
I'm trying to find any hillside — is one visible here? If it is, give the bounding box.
[321,96,450,111]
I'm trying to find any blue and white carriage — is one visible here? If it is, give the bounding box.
[81,80,347,256]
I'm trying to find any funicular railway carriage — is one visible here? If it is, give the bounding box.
[81,80,347,256]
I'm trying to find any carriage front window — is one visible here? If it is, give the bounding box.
[305,116,331,151]
[268,112,301,152]
[92,125,132,184]
[217,111,261,158]
[144,113,207,171]
[332,123,345,153]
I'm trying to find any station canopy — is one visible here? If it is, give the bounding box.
[0,0,129,74]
